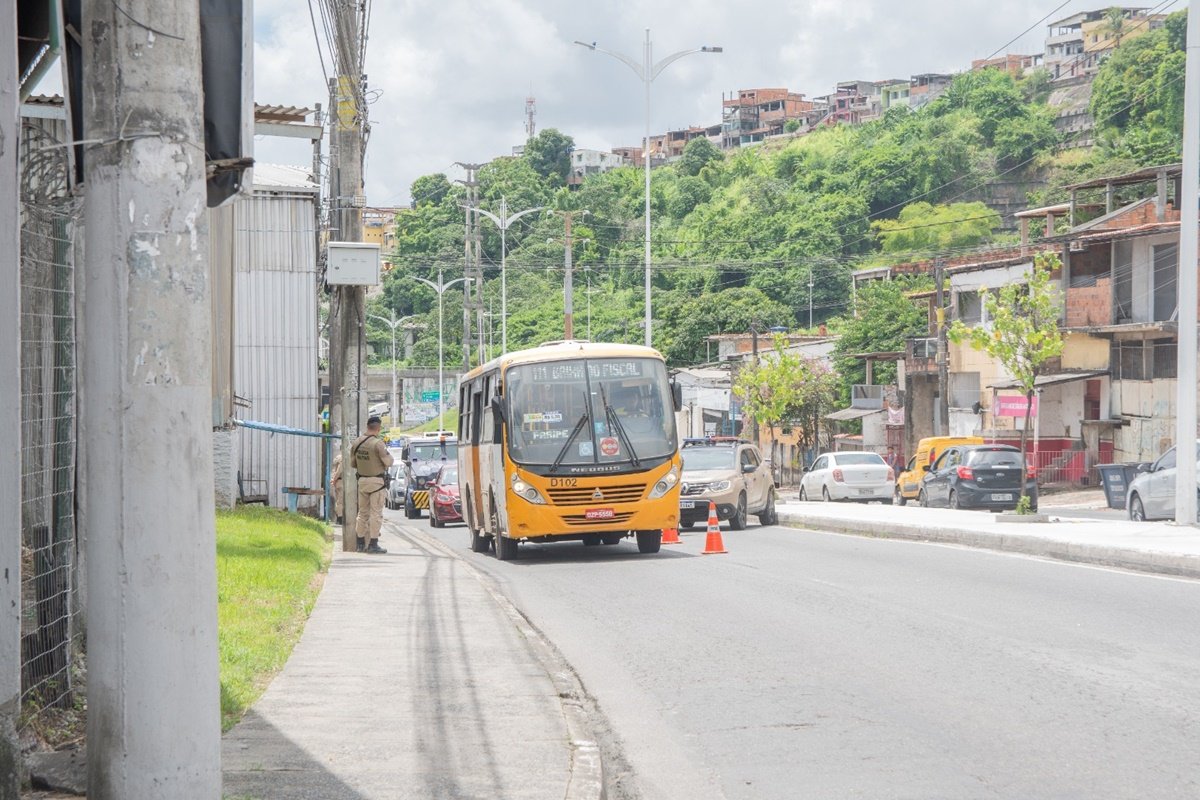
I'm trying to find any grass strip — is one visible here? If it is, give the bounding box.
[217,506,331,731]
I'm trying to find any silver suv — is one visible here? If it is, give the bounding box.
[678,438,778,529]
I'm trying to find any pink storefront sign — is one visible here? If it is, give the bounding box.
[995,394,1038,417]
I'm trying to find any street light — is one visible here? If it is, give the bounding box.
[367,312,418,427]
[575,30,722,348]
[466,198,544,353]
[411,270,472,432]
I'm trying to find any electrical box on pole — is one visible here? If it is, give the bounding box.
[326,242,381,285]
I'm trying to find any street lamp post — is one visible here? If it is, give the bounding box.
[412,271,471,432]
[367,312,417,427]
[466,198,544,353]
[575,30,721,348]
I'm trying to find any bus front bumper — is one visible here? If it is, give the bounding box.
[507,498,678,540]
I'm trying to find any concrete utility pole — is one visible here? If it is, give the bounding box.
[551,209,588,340]
[935,259,949,436]
[1175,4,1200,525]
[82,2,220,796]
[330,4,368,551]
[575,31,722,348]
[469,197,544,352]
[455,162,486,365]
[368,312,416,426]
[1,3,23,790]
[412,272,471,431]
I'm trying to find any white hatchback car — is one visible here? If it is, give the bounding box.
[799,451,894,503]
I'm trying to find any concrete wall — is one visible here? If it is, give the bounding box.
[1062,332,1109,370]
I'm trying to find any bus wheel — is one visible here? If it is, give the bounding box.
[635,530,661,554]
[495,533,519,561]
[582,534,601,546]
[469,527,489,553]
[601,534,623,545]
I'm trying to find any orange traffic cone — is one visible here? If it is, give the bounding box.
[701,501,727,555]
[662,526,681,545]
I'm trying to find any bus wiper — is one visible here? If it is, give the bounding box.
[550,409,590,473]
[599,386,640,468]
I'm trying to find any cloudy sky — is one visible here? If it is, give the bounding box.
[35,1,1151,205]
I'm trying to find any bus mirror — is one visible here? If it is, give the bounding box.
[490,395,507,423]
[671,380,683,412]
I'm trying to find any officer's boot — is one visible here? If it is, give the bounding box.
[355,537,365,552]
[366,539,387,554]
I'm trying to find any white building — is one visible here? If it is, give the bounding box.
[567,148,631,186]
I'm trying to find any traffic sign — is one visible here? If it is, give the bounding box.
[421,391,440,403]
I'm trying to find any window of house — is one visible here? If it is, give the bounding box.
[958,290,983,325]
[1154,343,1178,379]
[1153,243,1178,322]
[1117,341,1145,381]
[1113,240,1134,322]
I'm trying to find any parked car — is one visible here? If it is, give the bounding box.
[428,465,463,528]
[919,444,1037,511]
[678,437,778,530]
[800,451,893,503]
[1126,441,1200,521]
[385,464,407,510]
[895,435,984,505]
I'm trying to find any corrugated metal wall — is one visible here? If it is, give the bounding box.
[230,190,320,508]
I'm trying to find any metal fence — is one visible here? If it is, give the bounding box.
[18,120,83,745]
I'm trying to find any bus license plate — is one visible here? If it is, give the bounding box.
[585,508,615,520]
[991,493,1013,502]
[679,500,695,509]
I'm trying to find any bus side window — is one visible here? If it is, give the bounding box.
[470,379,484,445]
[458,383,469,440]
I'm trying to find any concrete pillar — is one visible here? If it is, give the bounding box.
[82,2,221,797]
[1,2,25,794]
[212,426,238,509]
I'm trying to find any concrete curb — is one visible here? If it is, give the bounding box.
[394,523,606,800]
[777,510,1200,580]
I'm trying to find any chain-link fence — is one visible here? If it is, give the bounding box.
[18,119,84,747]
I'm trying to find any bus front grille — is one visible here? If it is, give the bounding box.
[547,484,646,505]
[560,512,637,527]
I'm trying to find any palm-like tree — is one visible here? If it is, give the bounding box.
[1102,6,1127,46]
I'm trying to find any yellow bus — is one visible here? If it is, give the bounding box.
[456,341,683,560]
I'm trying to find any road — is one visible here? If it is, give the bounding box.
[400,510,1200,800]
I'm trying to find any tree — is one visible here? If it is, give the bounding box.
[948,252,1064,505]
[409,173,451,207]
[873,201,1000,256]
[734,335,838,468]
[524,128,575,186]
[1102,6,1127,45]
[678,136,722,177]
[784,119,801,133]
[832,278,930,401]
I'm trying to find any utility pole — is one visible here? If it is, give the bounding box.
[1175,5,1200,525]
[808,264,815,329]
[935,259,949,436]
[82,3,219,796]
[468,198,544,351]
[412,272,471,431]
[749,322,761,445]
[551,209,588,340]
[329,2,369,552]
[455,162,485,367]
[1,3,23,791]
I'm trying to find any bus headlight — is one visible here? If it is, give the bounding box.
[511,474,546,505]
[649,465,680,499]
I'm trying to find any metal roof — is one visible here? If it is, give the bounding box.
[988,370,1108,390]
[1065,163,1181,192]
[825,406,884,422]
[252,163,318,192]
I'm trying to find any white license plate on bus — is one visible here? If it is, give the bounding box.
[585,508,615,520]
[990,493,1013,502]
[679,500,696,509]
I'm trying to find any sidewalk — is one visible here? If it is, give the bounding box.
[222,521,600,800]
[777,500,1200,579]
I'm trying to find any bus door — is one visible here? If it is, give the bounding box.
[467,376,485,530]
[479,372,508,534]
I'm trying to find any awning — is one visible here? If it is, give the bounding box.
[988,370,1108,390]
[825,406,884,422]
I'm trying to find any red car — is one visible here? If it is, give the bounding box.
[428,465,462,527]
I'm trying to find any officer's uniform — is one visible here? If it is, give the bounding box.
[331,452,344,520]
[353,433,394,550]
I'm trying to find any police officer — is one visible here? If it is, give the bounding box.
[352,416,394,553]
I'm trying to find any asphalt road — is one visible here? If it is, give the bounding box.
[403,510,1200,800]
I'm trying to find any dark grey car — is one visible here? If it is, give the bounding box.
[919,444,1038,511]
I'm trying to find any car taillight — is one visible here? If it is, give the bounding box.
[886,468,895,482]
[832,468,844,482]
[956,465,974,480]
[1026,465,1037,480]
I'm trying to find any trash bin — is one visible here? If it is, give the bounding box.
[1095,463,1147,510]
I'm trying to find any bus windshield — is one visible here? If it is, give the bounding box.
[505,357,676,467]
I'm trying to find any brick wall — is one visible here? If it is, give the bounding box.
[1066,278,1111,327]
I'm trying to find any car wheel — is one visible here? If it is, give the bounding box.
[429,508,441,528]
[895,486,907,506]
[405,498,419,519]
[949,490,961,510]
[799,485,809,502]
[757,489,778,526]
[821,486,832,503]
[636,530,662,554]
[919,489,928,508]
[1129,493,1146,522]
[729,493,748,530]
